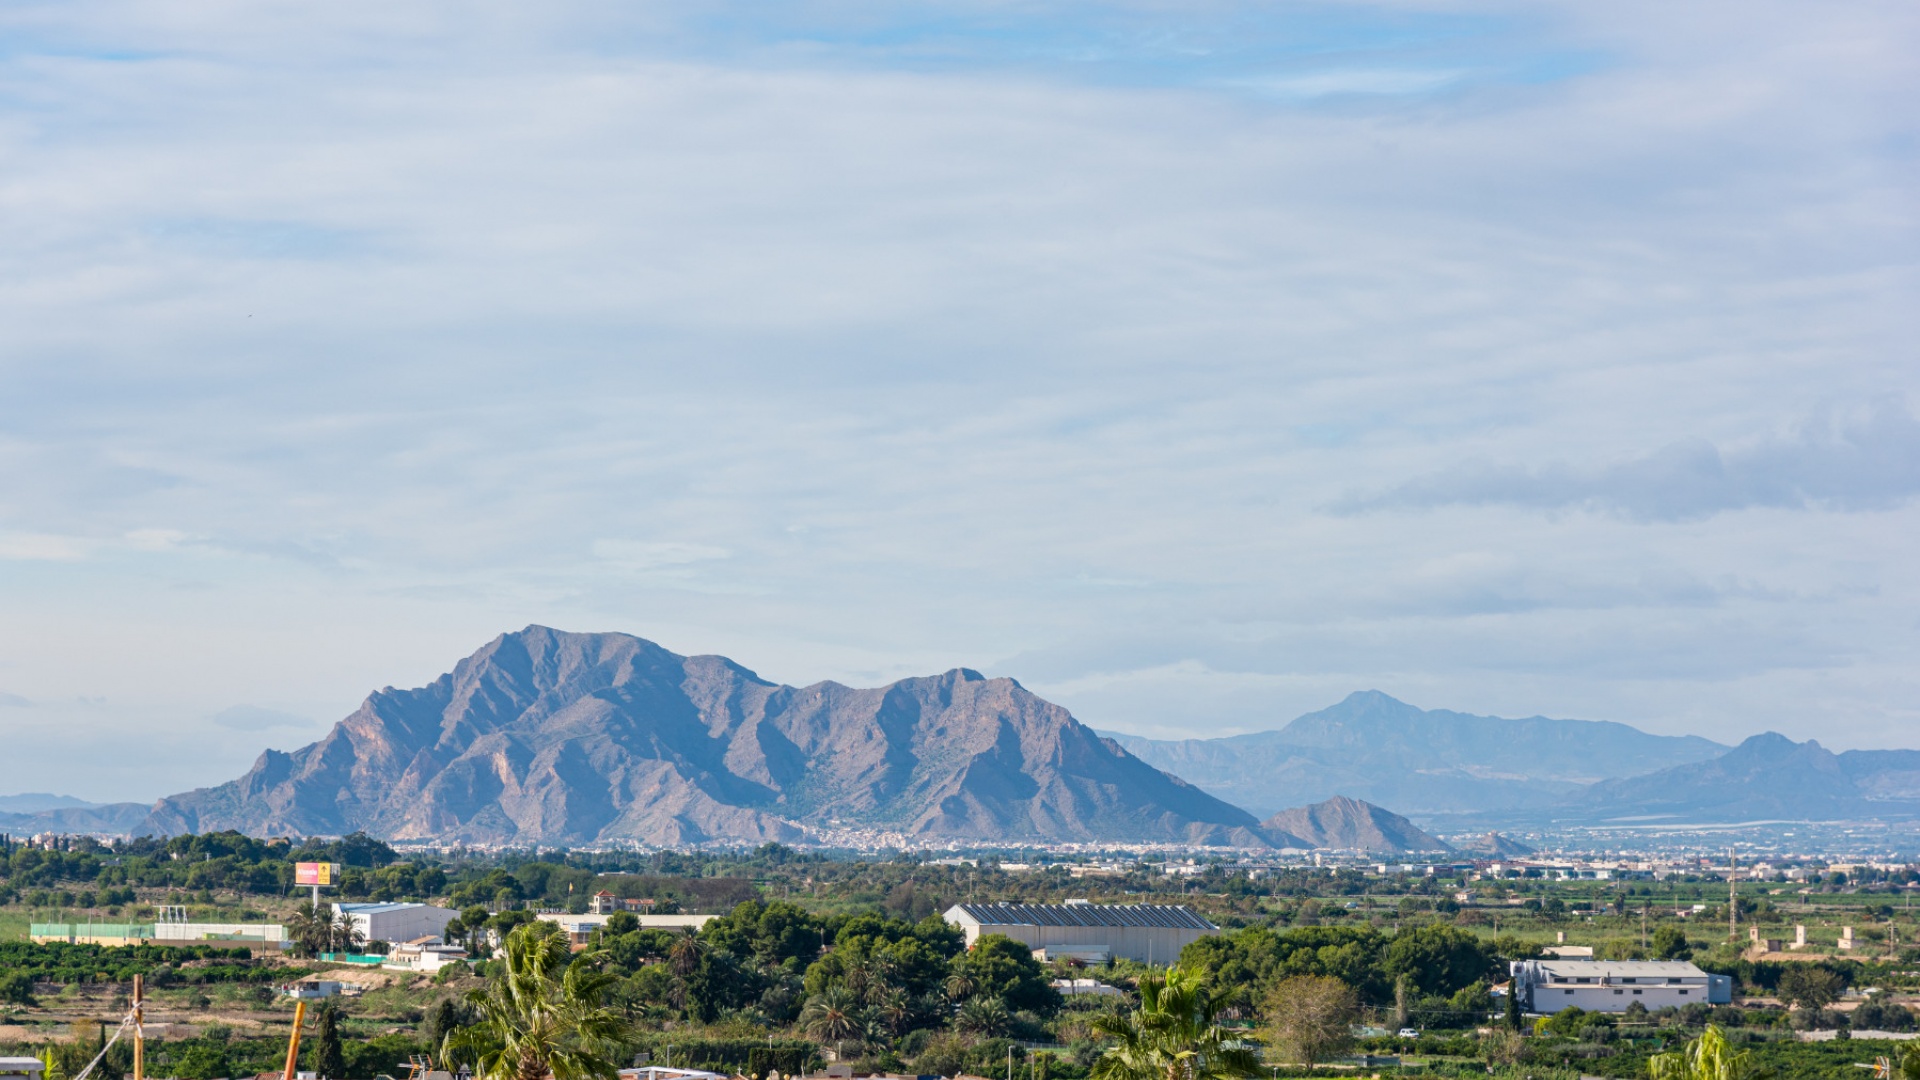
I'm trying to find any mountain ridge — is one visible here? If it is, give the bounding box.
[142,626,1273,848]
[1102,691,1727,818]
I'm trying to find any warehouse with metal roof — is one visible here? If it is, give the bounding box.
[944,901,1219,964]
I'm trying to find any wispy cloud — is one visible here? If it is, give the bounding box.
[0,0,1912,791]
[1334,402,1920,522]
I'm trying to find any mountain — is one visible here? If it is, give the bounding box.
[1840,750,1920,802]
[1577,733,1920,823]
[142,626,1272,848]
[1456,832,1536,857]
[1261,796,1449,853]
[0,793,98,814]
[0,802,151,835]
[1103,691,1726,817]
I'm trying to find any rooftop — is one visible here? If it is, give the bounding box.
[335,902,435,914]
[1529,959,1708,976]
[948,902,1217,930]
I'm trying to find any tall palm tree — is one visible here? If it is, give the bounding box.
[800,987,866,1044]
[329,909,367,955]
[1649,1026,1769,1080]
[943,973,976,1003]
[1091,966,1260,1080]
[448,924,634,1080]
[668,931,708,977]
[286,902,331,958]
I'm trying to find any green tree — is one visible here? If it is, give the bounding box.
[1503,985,1522,1030]
[448,923,634,1080]
[311,1004,347,1080]
[1652,925,1693,961]
[952,935,1062,1016]
[1262,975,1357,1069]
[800,986,866,1045]
[0,970,33,1005]
[1648,1025,1768,1080]
[1090,965,1260,1080]
[1383,924,1493,997]
[1776,966,1845,1013]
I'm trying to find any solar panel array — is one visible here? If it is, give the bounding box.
[953,902,1217,930]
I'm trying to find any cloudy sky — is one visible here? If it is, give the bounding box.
[0,0,1914,803]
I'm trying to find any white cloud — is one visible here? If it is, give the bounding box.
[0,0,1912,794]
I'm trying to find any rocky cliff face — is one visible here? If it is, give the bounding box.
[142,627,1270,847]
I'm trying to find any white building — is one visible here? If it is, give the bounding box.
[384,941,470,973]
[535,912,716,947]
[336,902,461,945]
[944,901,1218,965]
[1510,959,1733,1013]
[1052,978,1126,998]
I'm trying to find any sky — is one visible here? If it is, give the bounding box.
[0,0,1914,803]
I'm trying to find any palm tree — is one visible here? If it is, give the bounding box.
[330,909,367,955]
[874,987,913,1036]
[1091,966,1260,1080]
[800,987,866,1044]
[286,902,331,958]
[447,924,635,1080]
[957,997,1012,1036]
[944,973,976,1003]
[668,931,708,977]
[1648,1026,1769,1080]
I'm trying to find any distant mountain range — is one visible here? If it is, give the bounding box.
[12,629,1918,849]
[0,800,150,836]
[1113,694,1920,829]
[140,627,1273,847]
[1576,733,1920,823]
[1102,691,1728,818]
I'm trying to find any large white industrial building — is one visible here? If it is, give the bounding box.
[337,902,461,944]
[1509,959,1733,1013]
[944,902,1218,964]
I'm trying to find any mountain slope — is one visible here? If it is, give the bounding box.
[1577,733,1920,822]
[1104,691,1726,817]
[142,627,1270,847]
[1261,796,1449,852]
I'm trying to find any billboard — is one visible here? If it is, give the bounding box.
[295,862,342,886]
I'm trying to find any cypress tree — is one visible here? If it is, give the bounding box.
[312,1003,346,1080]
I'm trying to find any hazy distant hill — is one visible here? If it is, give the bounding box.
[142,626,1271,847]
[1261,796,1449,853]
[0,793,96,814]
[0,802,150,835]
[1104,691,1726,817]
[1456,832,1537,857]
[1577,733,1920,823]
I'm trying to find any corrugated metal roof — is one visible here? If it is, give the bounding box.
[950,902,1217,931]
[1532,960,1707,977]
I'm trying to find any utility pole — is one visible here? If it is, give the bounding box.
[1728,850,1738,943]
[132,974,144,1080]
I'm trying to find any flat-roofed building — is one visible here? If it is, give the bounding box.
[944,902,1218,965]
[336,902,460,945]
[1510,959,1732,1013]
